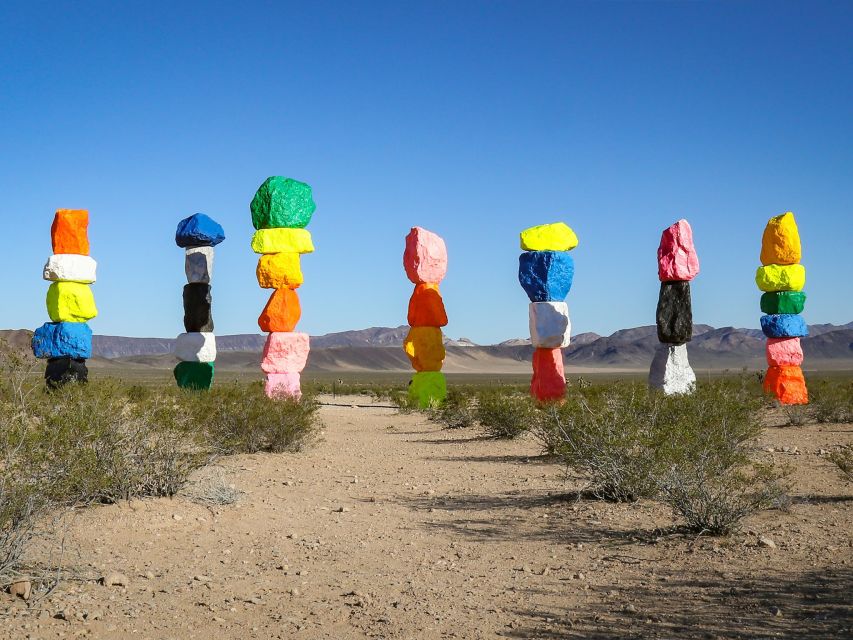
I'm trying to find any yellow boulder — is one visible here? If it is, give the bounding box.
[760,212,801,265]
[251,228,314,255]
[46,282,97,322]
[755,264,805,292]
[520,222,578,251]
[256,253,303,289]
[404,326,445,372]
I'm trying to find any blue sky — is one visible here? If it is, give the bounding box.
[1,0,850,344]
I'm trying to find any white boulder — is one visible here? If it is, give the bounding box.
[529,302,571,348]
[42,254,97,283]
[174,332,216,363]
[185,246,214,284]
[648,344,696,395]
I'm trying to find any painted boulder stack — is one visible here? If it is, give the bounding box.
[404,227,448,408]
[518,222,577,401]
[756,212,808,404]
[649,219,699,395]
[174,213,224,389]
[251,177,315,399]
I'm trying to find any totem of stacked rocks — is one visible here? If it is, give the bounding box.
[518,222,577,402]
[174,213,225,390]
[251,177,315,399]
[32,209,97,387]
[649,219,699,395]
[403,227,448,408]
[756,212,808,404]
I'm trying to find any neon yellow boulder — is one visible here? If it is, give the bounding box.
[755,264,805,292]
[251,228,314,255]
[408,371,447,408]
[46,282,97,322]
[520,222,578,252]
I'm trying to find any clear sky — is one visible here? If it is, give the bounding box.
[1,0,850,344]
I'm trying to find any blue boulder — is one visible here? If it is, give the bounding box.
[760,314,808,338]
[518,251,574,302]
[32,322,92,359]
[175,213,225,248]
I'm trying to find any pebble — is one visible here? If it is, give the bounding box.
[758,536,776,549]
[9,580,31,601]
[102,573,129,587]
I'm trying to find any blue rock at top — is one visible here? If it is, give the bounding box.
[518,251,574,302]
[175,213,225,248]
[32,322,92,359]
[760,314,808,339]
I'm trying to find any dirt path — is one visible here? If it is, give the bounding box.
[3,396,852,639]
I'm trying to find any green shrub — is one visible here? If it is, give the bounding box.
[475,391,537,439]
[428,389,476,429]
[828,445,853,482]
[809,380,853,424]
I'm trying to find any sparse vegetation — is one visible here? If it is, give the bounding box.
[475,390,537,439]
[809,380,853,424]
[427,388,477,429]
[828,445,853,482]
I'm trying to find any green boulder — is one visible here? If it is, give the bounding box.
[760,291,806,315]
[408,371,447,409]
[174,361,214,390]
[250,176,315,229]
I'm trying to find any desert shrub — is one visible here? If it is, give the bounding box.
[475,390,537,439]
[809,380,853,424]
[427,388,476,429]
[828,445,853,482]
[782,404,811,426]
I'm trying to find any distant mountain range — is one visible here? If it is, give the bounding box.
[3,321,850,373]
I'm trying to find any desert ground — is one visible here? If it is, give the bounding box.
[2,394,851,639]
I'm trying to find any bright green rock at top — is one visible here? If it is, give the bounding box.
[251,176,316,229]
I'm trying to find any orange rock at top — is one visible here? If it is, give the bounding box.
[407,283,448,327]
[763,365,808,405]
[258,288,301,333]
[51,209,89,255]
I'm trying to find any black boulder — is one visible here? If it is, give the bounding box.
[656,281,692,344]
[183,283,213,332]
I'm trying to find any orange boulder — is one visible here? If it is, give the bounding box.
[407,283,448,327]
[530,347,566,402]
[51,209,89,255]
[763,365,808,405]
[258,289,301,332]
[403,326,445,372]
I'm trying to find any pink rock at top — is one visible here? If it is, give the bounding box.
[766,337,804,367]
[404,227,448,284]
[261,332,310,374]
[657,219,700,282]
[265,372,302,399]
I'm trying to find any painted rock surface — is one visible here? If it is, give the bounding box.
[175,332,217,363]
[764,365,808,405]
[648,344,696,395]
[519,222,578,252]
[256,253,303,289]
[251,228,314,255]
[656,281,693,344]
[760,314,808,338]
[45,357,88,388]
[403,227,448,284]
[43,254,97,283]
[657,219,700,282]
[408,371,447,409]
[408,283,448,327]
[46,282,97,322]
[766,337,803,367]
[175,213,225,248]
[51,209,89,255]
[174,361,215,390]
[755,264,806,292]
[32,322,92,359]
[264,372,302,399]
[518,251,574,302]
[529,301,571,349]
[183,284,213,332]
[251,176,316,230]
[760,212,801,266]
[404,326,446,372]
[185,247,214,284]
[261,332,310,373]
[258,288,301,333]
[530,347,566,401]
[760,290,806,315]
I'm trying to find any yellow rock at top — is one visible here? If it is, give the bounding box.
[755,264,806,292]
[256,253,303,289]
[251,228,314,255]
[520,222,578,252]
[46,282,98,322]
[760,212,801,265]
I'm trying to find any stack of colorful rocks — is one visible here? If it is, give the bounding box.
[403,227,448,408]
[32,209,98,387]
[518,222,577,402]
[756,212,808,405]
[174,213,225,390]
[649,219,699,395]
[251,176,315,399]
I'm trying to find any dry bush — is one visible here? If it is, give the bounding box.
[427,389,477,429]
[809,380,853,424]
[828,445,853,482]
[475,390,537,439]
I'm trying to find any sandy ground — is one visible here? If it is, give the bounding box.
[2,395,851,639]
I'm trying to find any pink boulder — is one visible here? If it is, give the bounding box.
[766,337,803,367]
[264,372,302,399]
[657,219,700,282]
[261,332,310,373]
[404,227,447,284]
